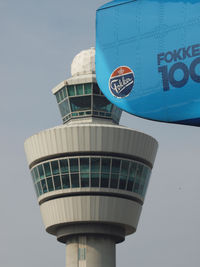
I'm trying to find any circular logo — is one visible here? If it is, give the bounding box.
[109,66,134,98]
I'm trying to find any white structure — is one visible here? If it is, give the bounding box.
[24,48,158,267]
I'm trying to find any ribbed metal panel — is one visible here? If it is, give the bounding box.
[24,124,158,167]
[40,195,142,235]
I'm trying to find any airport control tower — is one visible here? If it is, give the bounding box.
[24,47,158,267]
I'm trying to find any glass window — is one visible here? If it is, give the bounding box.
[101,173,109,188]
[34,167,39,182]
[44,162,51,177]
[71,174,80,188]
[133,164,143,193]
[101,158,111,173]
[93,83,101,94]
[129,162,137,179]
[68,85,75,96]
[112,105,116,115]
[36,181,42,196]
[30,157,149,196]
[121,160,129,176]
[51,161,59,175]
[38,165,44,179]
[53,175,62,190]
[59,90,64,101]
[142,168,151,197]
[78,248,86,261]
[31,169,36,182]
[59,91,63,101]
[111,159,120,173]
[81,173,89,187]
[41,179,48,193]
[112,106,122,123]
[110,174,119,188]
[34,183,39,197]
[62,87,67,98]
[93,96,112,112]
[117,108,122,117]
[127,176,134,191]
[76,84,83,95]
[55,92,60,103]
[133,177,140,193]
[47,177,54,191]
[70,96,91,112]
[136,164,143,179]
[91,158,100,172]
[59,100,70,117]
[138,166,148,195]
[62,174,70,189]
[84,83,91,94]
[119,160,129,190]
[91,173,99,187]
[80,158,89,173]
[119,176,127,190]
[60,159,69,173]
[127,162,137,191]
[70,158,79,173]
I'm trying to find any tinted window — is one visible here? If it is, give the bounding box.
[70,96,91,112]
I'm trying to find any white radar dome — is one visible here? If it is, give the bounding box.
[71,47,95,77]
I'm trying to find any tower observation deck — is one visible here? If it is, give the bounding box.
[24,47,158,267]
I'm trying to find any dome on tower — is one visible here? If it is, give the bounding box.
[71,47,95,76]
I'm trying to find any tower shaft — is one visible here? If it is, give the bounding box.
[66,235,115,267]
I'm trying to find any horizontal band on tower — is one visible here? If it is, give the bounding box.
[39,190,144,206]
[55,223,126,244]
[29,151,153,169]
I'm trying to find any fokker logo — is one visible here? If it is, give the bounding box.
[109,66,134,98]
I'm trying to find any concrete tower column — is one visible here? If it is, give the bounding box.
[66,235,115,267]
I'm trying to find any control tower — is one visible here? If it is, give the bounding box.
[24,47,158,267]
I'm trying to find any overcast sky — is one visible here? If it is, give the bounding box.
[0,1,200,266]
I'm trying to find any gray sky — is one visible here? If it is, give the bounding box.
[0,0,200,266]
